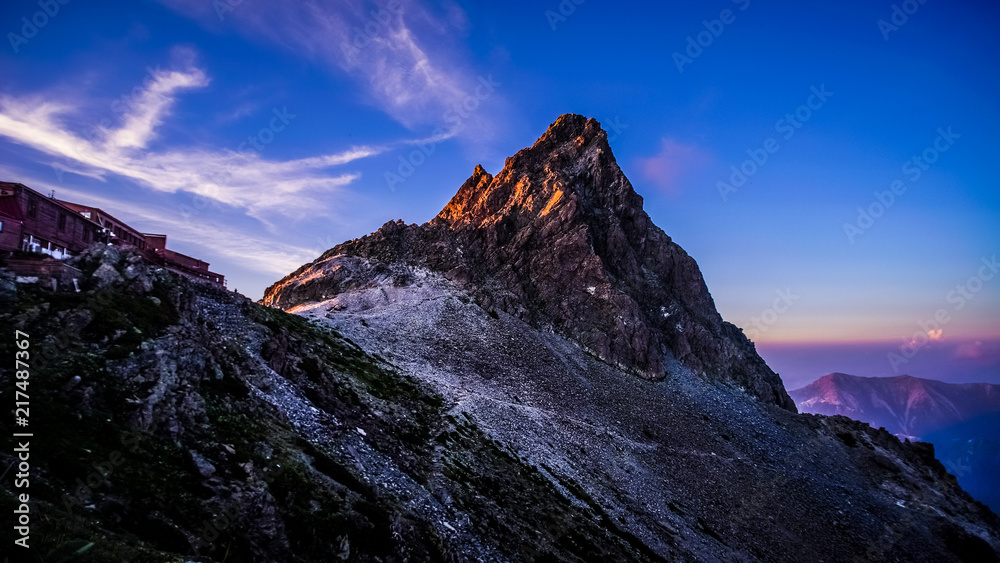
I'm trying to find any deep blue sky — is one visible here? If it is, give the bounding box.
[2,0,998,382]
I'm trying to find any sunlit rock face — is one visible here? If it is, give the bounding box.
[264,114,794,411]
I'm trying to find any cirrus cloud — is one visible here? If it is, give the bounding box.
[0,60,385,227]
[156,0,499,137]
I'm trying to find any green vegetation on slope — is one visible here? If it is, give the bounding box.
[0,247,661,562]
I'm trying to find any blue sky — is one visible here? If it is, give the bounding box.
[1,0,998,381]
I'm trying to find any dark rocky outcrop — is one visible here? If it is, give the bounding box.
[264,114,794,411]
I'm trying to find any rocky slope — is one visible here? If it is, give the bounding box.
[1,245,667,561]
[247,115,1000,560]
[792,372,1000,512]
[3,241,1000,562]
[263,114,794,411]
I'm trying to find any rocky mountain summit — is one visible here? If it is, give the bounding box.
[264,114,794,411]
[3,117,1000,562]
[252,116,1000,560]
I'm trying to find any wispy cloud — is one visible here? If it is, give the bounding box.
[105,66,209,150]
[636,138,712,196]
[156,0,493,134]
[0,60,385,225]
[954,340,1000,363]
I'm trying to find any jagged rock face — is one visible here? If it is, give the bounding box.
[264,114,794,410]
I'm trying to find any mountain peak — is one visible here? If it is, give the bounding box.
[532,113,608,149]
[435,164,494,224]
[434,114,632,233]
[264,115,795,410]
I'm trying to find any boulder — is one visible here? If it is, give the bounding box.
[92,262,124,288]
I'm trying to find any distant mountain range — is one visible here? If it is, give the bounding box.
[789,373,1000,440]
[791,373,1000,511]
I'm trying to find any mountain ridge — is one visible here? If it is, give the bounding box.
[790,372,1000,440]
[264,114,794,411]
